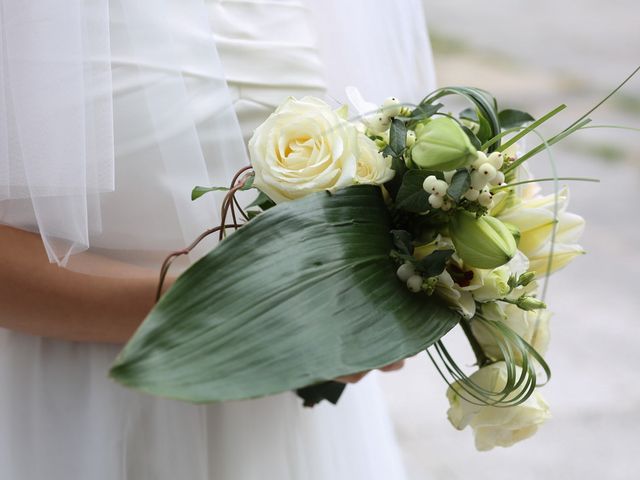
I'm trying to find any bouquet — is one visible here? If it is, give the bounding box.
[110,72,636,450]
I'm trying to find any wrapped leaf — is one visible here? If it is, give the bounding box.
[111,185,460,403]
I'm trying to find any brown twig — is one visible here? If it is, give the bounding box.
[156,223,243,301]
[156,166,255,302]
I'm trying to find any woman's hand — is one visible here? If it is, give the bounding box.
[335,359,406,384]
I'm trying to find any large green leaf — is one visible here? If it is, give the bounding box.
[110,185,460,403]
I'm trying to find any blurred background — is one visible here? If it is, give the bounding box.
[378,1,640,478]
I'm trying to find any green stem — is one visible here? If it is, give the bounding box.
[492,176,600,191]
[498,104,566,153]
[460,318,490,367]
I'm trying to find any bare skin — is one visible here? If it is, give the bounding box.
[0,224,404,381]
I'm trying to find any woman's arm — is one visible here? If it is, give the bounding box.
[0,224,405,379]
[0,225,164,343]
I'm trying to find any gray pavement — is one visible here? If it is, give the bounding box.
[378,3,640,479]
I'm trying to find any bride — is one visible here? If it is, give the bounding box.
[0,0,436,478]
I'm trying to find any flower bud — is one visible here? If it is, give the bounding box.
[449,211,517,269]
[516,296,547,311]
[411,117,477,171]
[516,271,536,287]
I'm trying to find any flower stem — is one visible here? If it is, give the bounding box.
[460,318,490,367]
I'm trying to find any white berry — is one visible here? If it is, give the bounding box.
[423,175,439,193]
[407,274,424,293]
[367,113,392,133]
[382,97,403,117]
[444,170,456,183]
[464,187,480,201]
[428,194,444,209]
[487,151,504,169]
[433,180,449,196]
[478,163,497,181]
[470,170,488,190]
[478,190,494,208]
[441,199,452,211]
[490,171,505,186]
[472,151,488,170]
[396,262,415,282]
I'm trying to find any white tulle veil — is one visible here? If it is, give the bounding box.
[0,0,435,271]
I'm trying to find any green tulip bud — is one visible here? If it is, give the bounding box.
[411,117,477,171]
[449,211,517,269]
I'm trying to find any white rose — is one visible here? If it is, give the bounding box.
[471,302,551,362]
[248,96,360,203]
[446,362,551,451]
[354,134,395,185]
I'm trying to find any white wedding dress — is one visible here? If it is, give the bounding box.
[0,0,436,478]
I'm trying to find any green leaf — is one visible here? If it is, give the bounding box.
[241,174,255,191]
[409,214,444,245]
[247,191,276,211]
[421,87,501,151]
[497,104,566,154]
[396,170,432,213]
[390,229,414,255]
[415,249,454,277]
[461,125,482,150]
[383,154,408,200]
[498,109,535,129]
[192,185,228,201]
[447,169,471,201]
[110,185,460,402]
[409,102,443,123]
[297,381,346,407]
[389,118,407,157]
[459,107,478,122]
